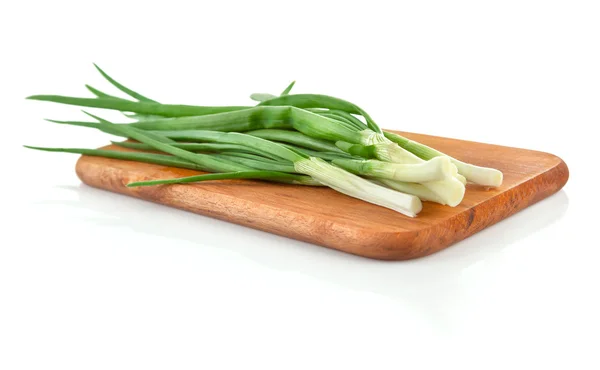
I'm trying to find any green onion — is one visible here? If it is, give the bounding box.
[332,156,455,183]
[127,171,306,187]
[143,129,305,162]
[23,146,318,186]
[249,81,295,102]
[384,131,503,187]
[56,105,367,149]
[316,112,362,132]
[91,65,165,121]
[250,93,278,102]
[127,106,293,131]
[27,95,249,117]
[47,118,176,144]
[294,157,422,217]
[288,108,365,143]
[280,81,296,96]
[214,153,297,173]
[23,146,212,170]
[85,85,126,100]
[246,129,343,153]
[111,141,282,160]
[46,116,173,143]
[93,64,157,103]
[347,130,468,205]
[375,179,447,205]
[110,124,422,216]
[26,65,506,217]
[335,141,378,159]
[326,110,367,131]
[125,106,367,147]
[420,177,466,207]
[258,94,382,133]
[48,111,463,209]
[281,144,359,161]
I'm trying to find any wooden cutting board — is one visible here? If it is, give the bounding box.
[75,131,569,260]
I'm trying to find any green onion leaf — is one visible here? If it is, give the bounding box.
[93,63,157,103]
[127,171,305,187]
[280,81,296,96]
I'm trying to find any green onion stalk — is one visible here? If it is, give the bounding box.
[31,119,423,217]
[37,106,467,206]
[28,86,501,188]
[25,64,504,213]
[122,125,422,217]
[24,145,319,187]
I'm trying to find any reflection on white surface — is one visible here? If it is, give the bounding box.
[37,184,569,328]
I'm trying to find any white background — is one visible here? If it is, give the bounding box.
[1,1,599,369]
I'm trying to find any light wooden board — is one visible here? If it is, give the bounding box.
[75,131,569,260]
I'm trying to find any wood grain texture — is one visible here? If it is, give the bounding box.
[74,131,569,260]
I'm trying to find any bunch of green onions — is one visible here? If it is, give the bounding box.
[25,65,503,217]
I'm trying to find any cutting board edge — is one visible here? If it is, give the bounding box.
[73,150,569,261]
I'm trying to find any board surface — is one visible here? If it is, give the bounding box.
[75,131,569,260]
